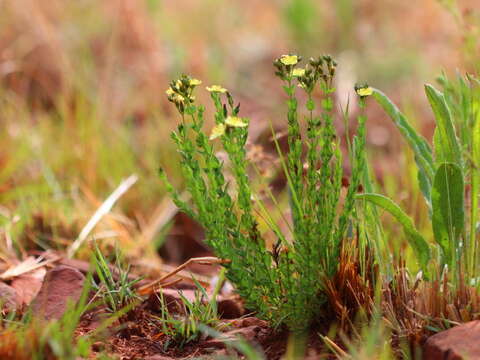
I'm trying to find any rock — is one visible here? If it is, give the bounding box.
[147,288,198,315]
[0,282,19,310]
[10,267,46,306]
[226,325,263,340]
[423,321,480,360]
[202,325,264,349]
[91,341,105,353]
[240,317,268,328]
[32,265,86,320]
[227,316,268,328]
[217,296,244,319]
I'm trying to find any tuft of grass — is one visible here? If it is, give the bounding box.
[91,242,142,313]
[156,279,224,350]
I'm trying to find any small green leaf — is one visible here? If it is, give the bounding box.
[431,162,465,268]
[357,193,430,269]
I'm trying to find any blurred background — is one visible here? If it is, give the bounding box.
[0,0,478,270]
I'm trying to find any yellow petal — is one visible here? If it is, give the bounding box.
[292,68,305,77]
[356,86,373,97]
[189,78,202,86]
[174,94,185,102]
[206,85,228,93]
[225,116,248,128]
[280,55,298,66]
[209,123,226,140]
[165,87,175,96]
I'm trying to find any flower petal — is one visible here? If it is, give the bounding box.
[209,123,226,140]
[206,85,228,93]
[280,55,298,66]
[225,116,248,128]
[292,68,305,77]
[355,86,373,97]
[190,78,202,86]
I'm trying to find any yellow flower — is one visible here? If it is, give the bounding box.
[165,87,175,96]
[209,123,226,140]
[292,68,305,77]
[189,78,202,86]
[173,94,185,103]
[225,116,248,128]
[355,86,373,97]
[280,55,298,66]
[206,85,228,93]
[175,80,182,88]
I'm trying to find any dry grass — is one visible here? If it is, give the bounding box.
[384,265,480,352]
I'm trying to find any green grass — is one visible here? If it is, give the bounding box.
[156,279,224,350]
[91,242,143,313]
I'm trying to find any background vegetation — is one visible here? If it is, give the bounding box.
[0,0,478,262]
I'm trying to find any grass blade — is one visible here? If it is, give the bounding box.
[356,193,431,270]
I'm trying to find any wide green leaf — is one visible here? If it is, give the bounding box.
[357,193,431,270]
[425,84,463,168]
[372,89,435,209]
[431,162,465,268]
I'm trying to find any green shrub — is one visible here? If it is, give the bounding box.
[160,55,368,331]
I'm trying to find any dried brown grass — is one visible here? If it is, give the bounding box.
[384,265,480,351]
